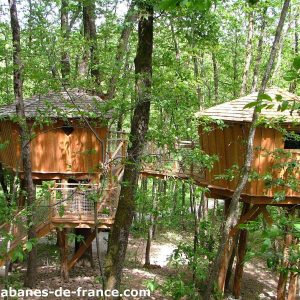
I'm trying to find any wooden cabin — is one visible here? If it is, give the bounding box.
[0,90,127,274]
[196,87,300,205]
[0,89,109,181]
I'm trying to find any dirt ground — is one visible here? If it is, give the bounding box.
[0,231,293,300]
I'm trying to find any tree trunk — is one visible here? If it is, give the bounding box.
[106,1,137,100]
[170,19,180,60]
[8,0,37,288]
[240,10,254,96]
[232,203,250,298]
[144,179,156,267]
[0,163,9,204]
[204,1,290,297]
[287,271,299,300]
[272,20,291,82]
[277,229,293,300]
[80,0,100,86]
[232,29,238,98]
[105,3,153,291]
[251,8,267,92]
[289,11,299,93]
[212,52,219,102]
[192,188,202,283]
[61,0,71,81]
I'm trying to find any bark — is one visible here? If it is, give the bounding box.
[57,229,69,282]
[106,1,137,100]
[192,188,202,283]
[212,52,219,102]
[105,3,153,291]
[189,183,195,214]
[85,0,100,85]
[232,30,239,97]
[0,163,9,203]
[79,0,100,85]
[240,10,254,96]
[170,19,180,60]
[193,54,205,108]
[61,0,71,81]
[144,179,156,267]
[272,20,291,82]
[8,0,37,288]
[277,229,293,300]
[204,1,290,298]
[232,203,250,298]
[27,0,33,46]
[287,271,299,300]
[251,8,267,92]
[152,179,162,239]
[289,11,299,93]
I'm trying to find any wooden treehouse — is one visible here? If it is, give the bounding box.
[196,87,300,298]
[0,90,127,275]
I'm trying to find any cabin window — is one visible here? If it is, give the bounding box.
[284,132,300,150]
[62,125,74,136]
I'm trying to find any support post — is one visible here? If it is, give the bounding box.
[233,203,251,298]
[57,229,69,282]
[287,271,299,300]
[277,229,292,300]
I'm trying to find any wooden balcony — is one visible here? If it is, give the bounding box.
[49,182,120,228]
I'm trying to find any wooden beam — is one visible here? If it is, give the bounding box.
[261,206,273,226]
[233,203,251,298]
[67,230,96,270]
[229,205,262,237]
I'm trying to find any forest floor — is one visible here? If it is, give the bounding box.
[0,231,282,300]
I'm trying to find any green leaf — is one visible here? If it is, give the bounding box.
[243,101,258,109]
[279,100,289,112]
[25,241,33,252]
[283,70,298,82]
[292,56,300,70]
[258,93,272,101]
[294,223,300,231]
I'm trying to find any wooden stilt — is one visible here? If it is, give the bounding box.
[68,230,96,270]
[287,271,299,300]
[218,204,261,294]
[224,235,238,290]
[224,199,230,217]
[57,229,69,282]
[217,238,236,293]
[277,230,293,300]
[233,203,250,298]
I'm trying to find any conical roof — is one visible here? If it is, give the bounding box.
[195,87,300,123]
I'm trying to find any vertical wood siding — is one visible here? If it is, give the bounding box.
[199,122,300,198]
[0,120,107,177]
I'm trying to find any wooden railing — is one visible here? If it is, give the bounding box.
[142,140,205,180]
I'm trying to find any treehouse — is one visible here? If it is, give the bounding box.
[196,87,300,205]
[196,88,300,298]
[0,89,110,181]
[0,90,127,274]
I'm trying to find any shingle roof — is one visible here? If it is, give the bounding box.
[195,87,300,123]
[0,89,110,120]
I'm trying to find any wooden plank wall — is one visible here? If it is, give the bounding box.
[0,120,107,177]
[199,122,300,198]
